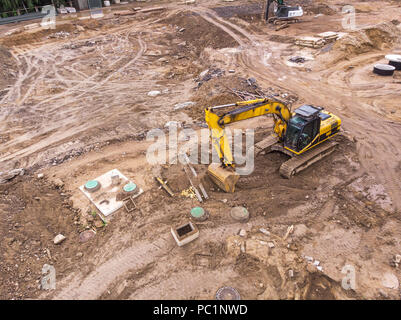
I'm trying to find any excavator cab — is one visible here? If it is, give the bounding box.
[275,5,303,19]
[264,0,303,23]
[284,105,322,153]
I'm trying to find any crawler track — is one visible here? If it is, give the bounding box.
[279,141,339,178]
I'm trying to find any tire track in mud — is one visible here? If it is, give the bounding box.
[3,29,145,111]
[0,10,182,171]
[0,50,31,105]
[19,54,54,105]
[129,268,236,299]
[317,58,401,211]
[194,8,401,210]
[49,218,266,300]
[36,35,146,113]
[191,8,250,47]
[52,239,169,300]
[0,35,147,166]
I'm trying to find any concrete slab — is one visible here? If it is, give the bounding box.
[79,169,143,216]
[171,222,199,246]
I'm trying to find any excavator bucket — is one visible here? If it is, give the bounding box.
[207,163,240,193]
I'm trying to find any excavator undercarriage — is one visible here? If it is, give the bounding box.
[254,136,339,179]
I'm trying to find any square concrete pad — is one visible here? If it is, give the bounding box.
[79,169,143,216]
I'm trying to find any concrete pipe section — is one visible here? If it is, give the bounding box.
[373,64,396,76]
[385,54,401,70]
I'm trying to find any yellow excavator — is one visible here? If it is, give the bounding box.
[205,98,341,192]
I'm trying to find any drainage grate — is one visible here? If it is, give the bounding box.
[177,224,193,237]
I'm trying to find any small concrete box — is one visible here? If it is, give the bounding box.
[171,222,199,247]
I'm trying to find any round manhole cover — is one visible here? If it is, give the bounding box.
[123,182,137,193]
[215,287,241,300]
[190,207,208,221]
[79,230,96,243]
[230,206,249,222]
[84,180,100,192]
[385,54,401,62]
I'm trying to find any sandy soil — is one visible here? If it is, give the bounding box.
[0,0,401,300]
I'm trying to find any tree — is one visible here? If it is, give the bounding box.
[0,0,67,18]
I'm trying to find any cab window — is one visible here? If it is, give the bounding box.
[285,116,306,149]
[297,120,318,150]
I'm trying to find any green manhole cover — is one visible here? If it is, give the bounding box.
[191,207,204,218]
[123,182,137,193]
[230,206,249,222]
[190,207,208,221]
[84,180,100,192]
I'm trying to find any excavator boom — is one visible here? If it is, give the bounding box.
[205,98,291,192]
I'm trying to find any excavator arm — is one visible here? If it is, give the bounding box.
[205,98,292,168]
[264,0,285,20]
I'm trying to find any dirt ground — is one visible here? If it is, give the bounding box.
[0,0,401,300]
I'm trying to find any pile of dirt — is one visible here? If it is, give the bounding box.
[161,11,237,56]
[187,76,257,121]
[212,3,263,19]
[303,2,337,16]
[0,175,92,299]
[0,45,17,91]
[226,228,355,300]
[322,21,401,65]
[336,22,400,54]
[187,75,298,121]
[0,23,76,47]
